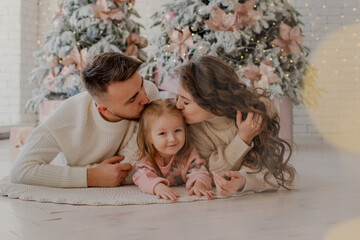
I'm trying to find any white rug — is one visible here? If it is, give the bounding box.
[0,177,253,206]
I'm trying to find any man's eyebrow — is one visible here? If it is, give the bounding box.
[126,77,144,104]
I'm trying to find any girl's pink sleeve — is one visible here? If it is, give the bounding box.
[132,158,170,195]
[185,147,212,189]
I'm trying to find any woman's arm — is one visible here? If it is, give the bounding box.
[239,166,280,193]
[190,128,252,176]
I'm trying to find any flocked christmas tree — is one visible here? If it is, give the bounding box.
[141,0,316,105]
[27,0,148,112]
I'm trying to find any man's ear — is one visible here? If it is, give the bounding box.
[96,102,111,116]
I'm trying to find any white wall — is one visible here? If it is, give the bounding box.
[0,0,57,126]
[0,0,22,125]
[1,0,359,141]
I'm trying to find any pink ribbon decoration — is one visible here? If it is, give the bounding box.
[204,6,236,32]
[53,5,63,19]
[124,33,148,58]
[92,0,126,21]
[243,60,281,89]
[167,27,194,57]
[62,47,88,73]
[234,0,260,30]
[114,0,135,6]
[164,11,177,24]
[271,22,305,55]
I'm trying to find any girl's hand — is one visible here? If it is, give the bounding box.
[188,181,216,199]
[213,171,246,197]
[236,111,263,146]
[154,183,180,202]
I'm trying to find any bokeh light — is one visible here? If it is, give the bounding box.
[324,218,360,240]
[306,24,360,154]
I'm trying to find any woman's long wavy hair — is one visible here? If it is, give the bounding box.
[177,55,296,189]
[137,99,192,175]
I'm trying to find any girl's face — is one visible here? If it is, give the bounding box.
[150,113,186,160]
[176,83,215,124]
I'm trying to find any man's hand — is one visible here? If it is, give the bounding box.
[154,183,180,202]
[87,156,132,187]
[213,171,246,197]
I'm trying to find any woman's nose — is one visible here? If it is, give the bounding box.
[176,99,183,109]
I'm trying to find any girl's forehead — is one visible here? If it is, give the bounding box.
[150,113,184,127]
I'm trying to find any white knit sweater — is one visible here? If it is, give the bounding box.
[9,80,159,188]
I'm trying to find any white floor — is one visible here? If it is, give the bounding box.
[0,138,359,240]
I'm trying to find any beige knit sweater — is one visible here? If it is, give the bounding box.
[189,116,280,192]
[9,80,159,188]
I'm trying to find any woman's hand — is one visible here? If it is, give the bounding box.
[189,181,216,199]
[236,111,263,145]
[154,183,180,202]
[213,171,246,197]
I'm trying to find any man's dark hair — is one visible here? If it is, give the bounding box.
[81,52,142,97]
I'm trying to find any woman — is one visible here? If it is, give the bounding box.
[175,55,296,196]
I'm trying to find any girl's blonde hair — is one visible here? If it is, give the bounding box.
[137,98,192,174]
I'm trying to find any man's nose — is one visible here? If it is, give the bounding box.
[139,91,150,105]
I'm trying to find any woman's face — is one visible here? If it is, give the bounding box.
[176,83,215,124]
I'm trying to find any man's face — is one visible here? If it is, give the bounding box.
[96,72,150,122]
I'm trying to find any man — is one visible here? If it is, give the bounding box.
[9,52,159,188]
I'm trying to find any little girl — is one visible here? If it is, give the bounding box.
[133,98,215,202]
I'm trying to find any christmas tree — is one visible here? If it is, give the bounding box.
[141,0,312,105]
[27,0,148,112]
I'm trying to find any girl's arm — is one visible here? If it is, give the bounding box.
[132,159,170,195]
[184,147,212,190]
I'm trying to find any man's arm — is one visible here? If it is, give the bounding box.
[9,126,88,188]
[10,126,132,188]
